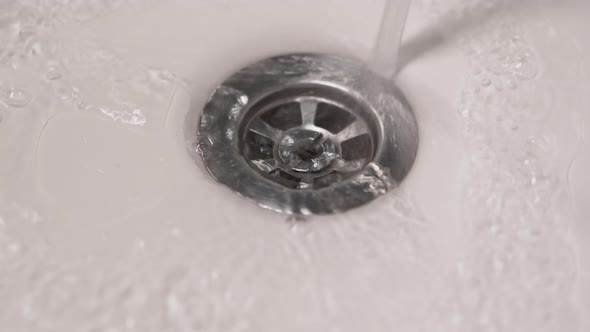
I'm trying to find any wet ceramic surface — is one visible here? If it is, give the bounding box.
[0,1,588,331]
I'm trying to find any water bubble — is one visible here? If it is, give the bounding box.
[128,109,147,126]
[196,138,212,158]
[516,60,538,81]
[493,80,504,91]
[251,159,276,173]
[481,78,492,87]
[57,87,70,100]
[154,69,175,83]
[298,182,311,190]
[506,80,518,89]
[77,101,88,111]
[460,107,470,118]
[45,65,62,80]
[1,87,32,107]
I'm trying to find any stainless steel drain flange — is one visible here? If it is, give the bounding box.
[194,54,418,215]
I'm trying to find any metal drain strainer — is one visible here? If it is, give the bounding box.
[194,54,418,215]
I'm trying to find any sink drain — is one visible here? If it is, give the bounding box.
[194,54,418,215]
[241,85,377,190]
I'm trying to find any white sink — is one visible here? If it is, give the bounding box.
[0,0,588,331]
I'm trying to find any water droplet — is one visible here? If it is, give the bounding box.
[481,78,492,87]
[1,87,32,107]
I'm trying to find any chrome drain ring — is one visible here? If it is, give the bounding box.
[193,54,418,215]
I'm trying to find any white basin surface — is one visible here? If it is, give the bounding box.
[0,0,588,331]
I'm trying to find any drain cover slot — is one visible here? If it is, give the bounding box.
[193,54,418,215]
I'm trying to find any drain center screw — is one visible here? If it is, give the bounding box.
[278,129,337,174]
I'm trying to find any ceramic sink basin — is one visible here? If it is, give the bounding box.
[0,0,588,331]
